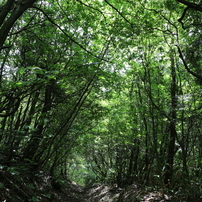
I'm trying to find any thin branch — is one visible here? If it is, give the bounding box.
[176,45,202,80]
[140,3,179,38]
[8,8,39,36]
[32,6,110,63]
[104,0,133,26]
[75,0,106,20]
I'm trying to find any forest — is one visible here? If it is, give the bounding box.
[0,0,202,201]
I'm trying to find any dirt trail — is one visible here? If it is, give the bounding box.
[79,183,170,202]
[0,170,198,201]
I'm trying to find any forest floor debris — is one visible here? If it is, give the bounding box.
[0,169,201,202]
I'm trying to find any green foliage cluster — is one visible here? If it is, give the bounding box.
[0,0,202,200]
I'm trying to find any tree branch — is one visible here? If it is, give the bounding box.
[104,0,133,26]
[177,0,202,12]
[178,6,189,29]
[32,5,110,63]
[176,45,202,80]
[0,0,37,49]
[0,0,15,27]
[76,0,106,19]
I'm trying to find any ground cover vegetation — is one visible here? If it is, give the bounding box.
[0,0,202,201]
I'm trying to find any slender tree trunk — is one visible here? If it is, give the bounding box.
[164,49,178,186]
[23,83,52,162]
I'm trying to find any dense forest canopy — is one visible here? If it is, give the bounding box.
[0,0,202,200]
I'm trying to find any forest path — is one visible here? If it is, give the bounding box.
[0,169,181,201]
[76,183,169,202]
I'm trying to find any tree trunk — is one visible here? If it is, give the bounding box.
[0,0,37,49]
[23,83,52,162]
[164,48,177,186]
